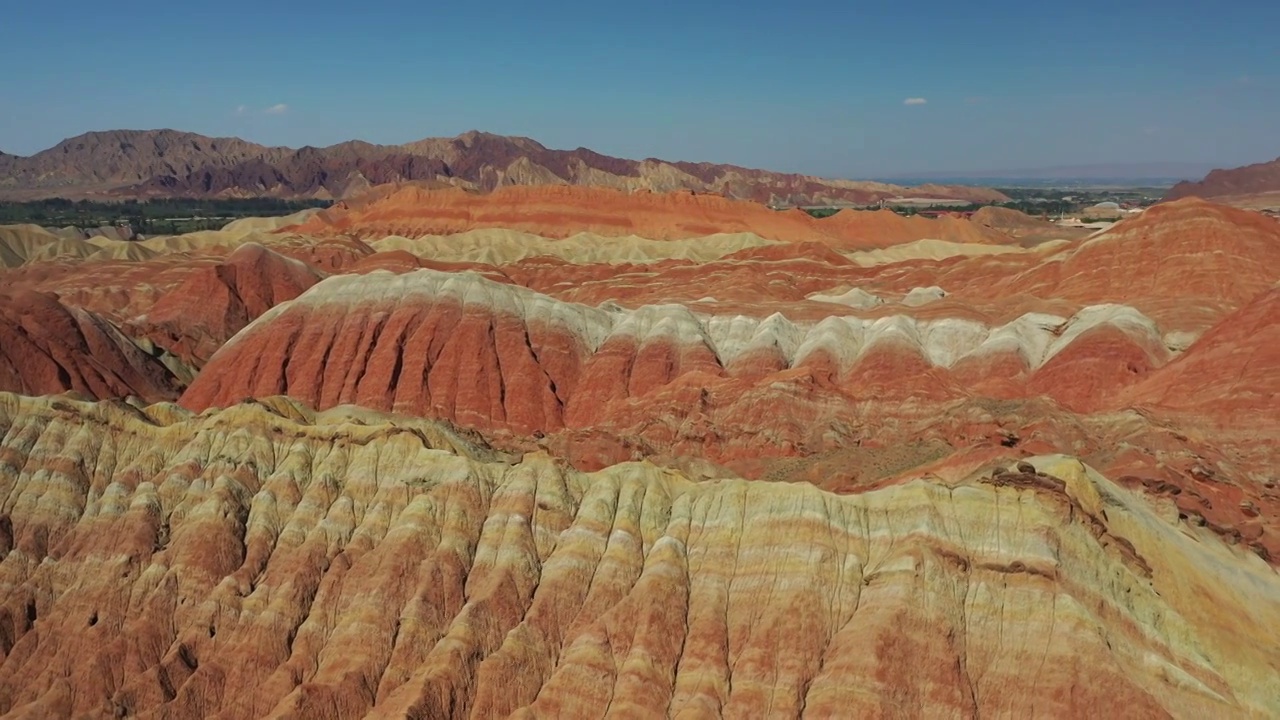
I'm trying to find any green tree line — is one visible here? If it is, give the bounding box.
[0,198,332,234]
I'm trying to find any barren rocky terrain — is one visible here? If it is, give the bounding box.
[0,184,1277,718]
[0,129,1006,206]
[1165,155,1280,206]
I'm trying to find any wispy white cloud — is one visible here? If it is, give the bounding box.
[903,97,927,106]
[237,103,290,116]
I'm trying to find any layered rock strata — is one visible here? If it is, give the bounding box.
[182,270,1174,433]
[289,185,1017,248]
[0,395,1275,718]
[0,291,186,401]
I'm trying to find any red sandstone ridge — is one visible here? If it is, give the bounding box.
[821,207,1013,246]
[1123,285,1280,420]
[0,234,336,371]
[969,205,1083,244]
[809,196,1280,334]
[0,290,184,401]
[287,184,815,242]
[490,198,1275,331]
[287,184,1017,249]
[134,243,323,365]
[1011,198,1280,323]
[1164,156,1280,204]
[180,270,1173,463]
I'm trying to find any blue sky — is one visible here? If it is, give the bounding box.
[1,0,1276,176]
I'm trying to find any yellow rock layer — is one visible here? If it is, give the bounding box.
[0,393,1275,719]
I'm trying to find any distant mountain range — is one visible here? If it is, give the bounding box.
[0,129,1007,205]
[1164,157,1280,204]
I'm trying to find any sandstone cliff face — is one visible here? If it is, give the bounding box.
[0,394,1275,719]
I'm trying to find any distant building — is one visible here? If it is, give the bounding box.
[1082,201,1123,221]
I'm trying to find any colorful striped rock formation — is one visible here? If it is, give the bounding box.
[0,184,1277,719]
[181,270,1175,431]
[0,395,1276,718]
[288,185,1015,249]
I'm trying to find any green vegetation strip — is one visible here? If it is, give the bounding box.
[0,198,332,234]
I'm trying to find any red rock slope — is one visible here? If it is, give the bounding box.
[0,290,184,401]
[1123,284,1280,420]
[1,239,324,373]
[851,197,1280,333]
[1165,156,1280,203]
[1016,198,1280,312]
[180,270,1173,452]
[136,242,322,365]
[287,185,1015,249]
